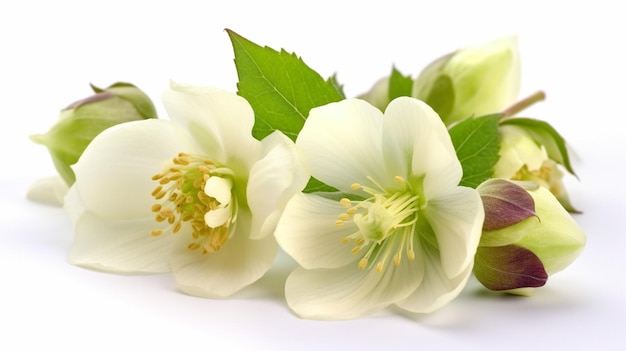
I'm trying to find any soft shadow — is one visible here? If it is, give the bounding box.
[229,248,298,302]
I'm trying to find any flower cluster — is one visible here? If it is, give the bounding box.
[29,30,586,321]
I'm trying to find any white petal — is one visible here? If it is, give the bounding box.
[247,131,308,240]
[63,186,86,223]
[72,119,193,220]
[204,207,231,228]
[284,252,424,320]
[169,209,277,297]
[204,176,232,206]
[162,82,261,165]
[424,186,484,278]
[383,97,462,198]
[274,193,358,269]
[395,249,473,313]
[297,99,390,193]
[26,176,68,206]
[68,190,174,273]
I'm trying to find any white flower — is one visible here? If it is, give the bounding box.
[65,82,308,298]
[274,97,484,319]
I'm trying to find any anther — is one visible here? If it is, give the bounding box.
[159,207,174,218]
[340,198,352,207]
[150,229,163,237]
[407,248,415,261]
[198,165,210,173]
[358,258,368,270]
[168,172,183,181]
[188,243,200,251]
[376,261,384,272]
[159,177,170,185]
[394,253,401,266]
[151,172,165,181]
[151,186,163,197]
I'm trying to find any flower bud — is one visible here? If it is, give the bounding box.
[494,124,577,211]
[30,82,157,185]
[474,179,586,293]
[412,37,520,125]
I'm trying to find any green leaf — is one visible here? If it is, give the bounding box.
[474,244,548,291]
[302,177,339,194]
[388,66,413,101]
[449,114,502,188]
[500,117,576,176]
[329,73,346,100]
[227,29,344,141]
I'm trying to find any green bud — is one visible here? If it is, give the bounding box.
[474,179,586,292]
[412,37,520,125]
[357,76,390,111]
[30,82,157,185]
[357,66,414,112]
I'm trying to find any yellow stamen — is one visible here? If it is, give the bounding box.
[407,248,415,261]
[338,175,423,273]
[394,252,401,266]
[358,258,368,270]
[376,261,384,272]
[150,153,235,255]
[340,198,352,207]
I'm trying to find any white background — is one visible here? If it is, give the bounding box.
[1,0,625,350]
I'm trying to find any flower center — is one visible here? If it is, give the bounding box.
[150,152,237,254]
[337,176,424,272]
[512,160,563,196]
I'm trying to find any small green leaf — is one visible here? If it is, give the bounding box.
[388,66,413,101]
[302,177,339,194]
[227,29,344,141]
[500,117,576,176]
[474,244,548,291]
[449,114,502,188]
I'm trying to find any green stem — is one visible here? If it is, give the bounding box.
[501,91,546,118]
